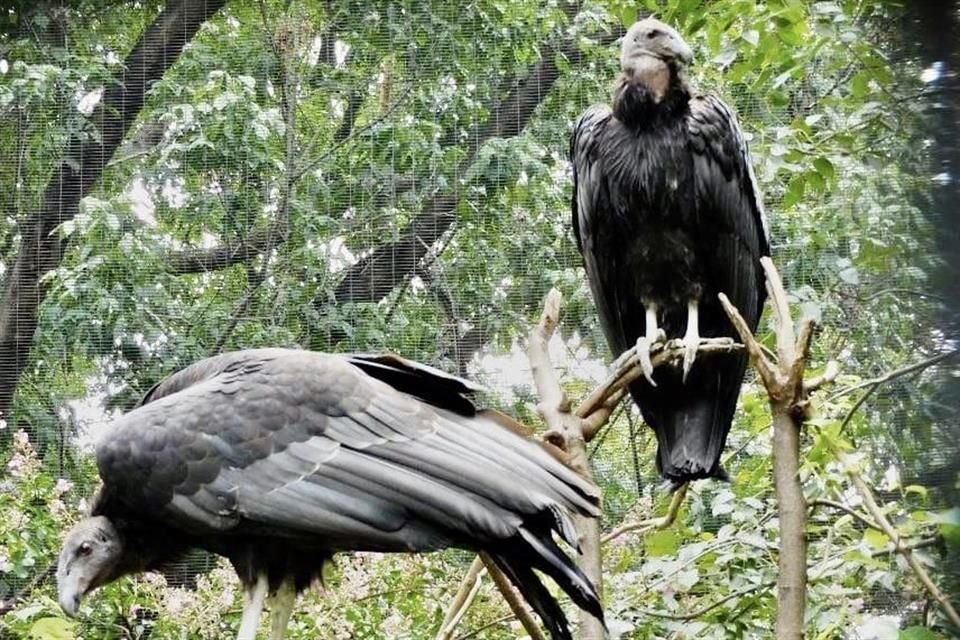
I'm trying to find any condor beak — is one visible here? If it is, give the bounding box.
[674,39,694,65]
[57,574,83,617]
[57,559,91,618]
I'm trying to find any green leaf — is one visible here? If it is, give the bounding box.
[813,157,835,181]
[851,70,872,98]
[783,174,806,208]
[645,530,680,557]
[862,529,890,551]
[904,485,928,498]
[29,618,76,640]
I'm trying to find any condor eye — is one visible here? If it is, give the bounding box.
[78,542,93,557]
[647,30,661,39]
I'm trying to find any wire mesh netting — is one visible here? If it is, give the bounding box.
[0,1,958,638]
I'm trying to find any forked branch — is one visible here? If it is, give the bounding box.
[441,289,743,639]
[718,256,833,640]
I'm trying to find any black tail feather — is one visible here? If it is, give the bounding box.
[488,552,574,640]
[488,526,605,640]
[517,527,603,620]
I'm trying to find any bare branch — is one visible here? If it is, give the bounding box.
[719,293,779,388]
[453,613,519,640]
[807,498,882,531]
[764,256,797,363]
[637,580,775,622]
[843,457,960,628]
[478,553,548,640]
[602,483,689,544]
[436,557,486,640]
[804,360,840,393]
[525,288,605,640]
[165,222,287,275]
[834,350,957,433]
[830,350,957,400]
[576,337,743,428]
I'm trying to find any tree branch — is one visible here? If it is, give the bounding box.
[320,30,620,338]
[831,350,957,433]
[165,222,288,275]
[575,337,742,439]
[602,483,688,545]
[479,553,549,640]
[807,498,881,532]
[843,457,960,628]
[719,256,824,640]
[0,0,228,427]
[637,580,775,622]
[436,557,486,640]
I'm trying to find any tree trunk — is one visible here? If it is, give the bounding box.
[0,0,227,428]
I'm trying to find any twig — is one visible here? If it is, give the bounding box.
[807,498,881,532]
[865,536,941,558]
[292,84,415,181]
[435,558,485,640]
[478,553,548,640]
[839,351,956,434]
[831,351,957,433]
[829,351,957,402]
[0,563,55,616]
[602,483,688,544]
[843,457,960,628]
[453,613,516,640]
[637,580,775,622]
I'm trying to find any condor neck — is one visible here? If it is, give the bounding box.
[93,492,191,577]
[612,63,689,129]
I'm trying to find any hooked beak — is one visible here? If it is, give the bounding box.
[674,39,694,65]
[57,574,83,617]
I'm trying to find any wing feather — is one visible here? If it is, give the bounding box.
[688,94,770,259]
[686,93,768,337]
[95,349,599,555]
[570,104,614,254]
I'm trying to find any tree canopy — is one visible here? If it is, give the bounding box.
[0,1,957,638]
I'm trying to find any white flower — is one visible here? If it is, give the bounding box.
[0,546,13,572]
[55,478,74,495]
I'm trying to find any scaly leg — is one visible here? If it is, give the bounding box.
[268,576,297,640]
[681,300,699,383]
[238,572,269,640]
[635,303,661,386]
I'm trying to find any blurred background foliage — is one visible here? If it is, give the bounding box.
[0,0,957,638]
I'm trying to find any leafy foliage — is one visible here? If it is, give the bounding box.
[0,0,956,639]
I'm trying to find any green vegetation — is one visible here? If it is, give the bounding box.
[0,0,956,638]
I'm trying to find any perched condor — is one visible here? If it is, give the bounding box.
[57,349,604,640]
[570,19,770,485]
